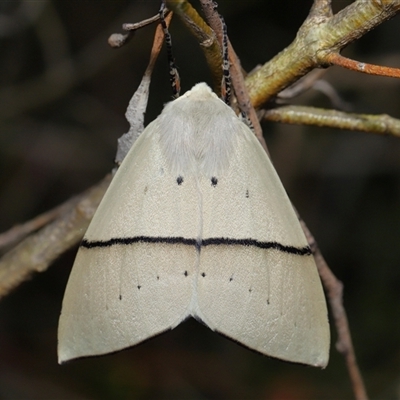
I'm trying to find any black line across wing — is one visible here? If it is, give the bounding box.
[81,236,312,256]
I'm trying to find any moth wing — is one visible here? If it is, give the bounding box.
[58,121,199,363]
[195,120,330,367]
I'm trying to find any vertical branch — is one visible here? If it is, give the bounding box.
[116,11,174,163]
[165,0,223,91]
[302,220,369,400]
[199,0,268,152]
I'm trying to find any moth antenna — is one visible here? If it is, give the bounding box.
[159,2,181,98]
[241,111,255,132]
[219,14,231,105]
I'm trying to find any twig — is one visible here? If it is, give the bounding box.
[108,11,171,49]
[165,0,223,91]
[279,71,352,110]
[301,219,368,400]
[0,198,78,250]
[0,177,111,299]
[198,0,267,153]
[116,11,173,163]
[326,53,400,78]
[123,13,162,31]
[262,106,400,137]
[277,69,328,100]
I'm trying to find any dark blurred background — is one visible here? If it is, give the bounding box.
[1,0,400,398]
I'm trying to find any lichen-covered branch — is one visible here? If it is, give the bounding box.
[263,106,400,137]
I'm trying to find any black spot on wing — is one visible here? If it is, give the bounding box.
[211,177,218,187]
[245,189,249,198]
[177,175,184,185]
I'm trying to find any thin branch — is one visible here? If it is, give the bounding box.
[108,11,171,49]
[263,105,400,137]
[0,177,111,299]
[301,219,368,400]
[277,69,328,100]
[326,53,400,78]
[116,11,173,163]
[165,0,223,91]
[0,196,80,250]
[123,13,162,31]
[278,70,352,110]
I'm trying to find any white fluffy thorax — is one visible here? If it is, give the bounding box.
[157,83,243,177]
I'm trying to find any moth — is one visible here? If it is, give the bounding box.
[58,83,330,367]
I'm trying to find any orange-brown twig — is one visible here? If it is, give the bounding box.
[326,53,400,78]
